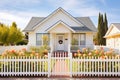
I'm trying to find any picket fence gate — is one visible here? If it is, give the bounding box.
[0,52,120,77]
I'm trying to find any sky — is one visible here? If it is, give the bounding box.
[0,0,120,30]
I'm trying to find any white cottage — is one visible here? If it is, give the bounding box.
[23,7,97,53]
[104,23,120,50]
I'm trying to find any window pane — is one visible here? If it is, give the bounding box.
[81,34,85,41]
[80,34,85,45]
[36,34,42,45]
[43,34,50,45]
[72,34,79,45]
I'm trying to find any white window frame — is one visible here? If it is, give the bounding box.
[72,33,86,46]
[36,33,50,46]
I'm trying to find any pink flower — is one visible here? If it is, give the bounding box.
[95,50,99,54]
[88,53,92,56]
[2,53,6,56]
[100,47,104,50]
[77,49,80,53]
[44,55,48,57]
[100,56,105,60]
[10,49,16,53]
[74,53,77,57]
[22,48,26,51]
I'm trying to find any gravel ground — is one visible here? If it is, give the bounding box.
[0,78,120,80]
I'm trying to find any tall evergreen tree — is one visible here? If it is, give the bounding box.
[100,14,105,45]
[97,13,103,45]
[97,13,108,45]
[104,13,108,34]
[103,13,108,45]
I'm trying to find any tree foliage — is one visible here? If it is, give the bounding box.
[0,22,24,45]
[97,13,108,45]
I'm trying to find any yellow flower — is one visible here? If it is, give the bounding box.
[83,54,86,57]
[77,53,81,57]
[115,55,120,58]
[35,53,39,56]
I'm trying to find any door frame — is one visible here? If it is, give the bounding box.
[56,34,65,51]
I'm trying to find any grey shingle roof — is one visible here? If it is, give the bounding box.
[112,23,120,31]
[23,17,97,32]
[75,17,97,32]
[23,17,45,31]
[70,26,92,32]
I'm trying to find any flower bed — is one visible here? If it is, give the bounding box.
[0,47,48,58]
[73,47,120,59]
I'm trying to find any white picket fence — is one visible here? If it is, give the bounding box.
[0,52,120,77]
[72,57,120,76]
[0,56,48,76]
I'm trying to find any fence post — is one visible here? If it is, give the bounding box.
[69,52,72,77]
[48,53,51,77]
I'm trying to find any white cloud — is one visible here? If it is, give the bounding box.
[0,0,42,6]
[0,10,48,30]
[0,0,101,30]
[49,0,100,17]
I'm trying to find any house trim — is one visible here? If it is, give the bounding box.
[46,20,75,33]
[32,7,84,30]
[105,24,114,37]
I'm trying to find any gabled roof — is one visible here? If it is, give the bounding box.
[32,7,84,30]
[104,23,120,38]
[46,20,75,32]
[23,17,45,32]
[23,7,97,32]
[112,23,120,30]
[75,17,97,32]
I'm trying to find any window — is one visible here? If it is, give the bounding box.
[72,33,86,45]
[36,33,49,46]
[80,34,85,45]
[72,34,79,45]
[36,34,42,45]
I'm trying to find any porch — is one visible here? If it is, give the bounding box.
[49,33,93,53]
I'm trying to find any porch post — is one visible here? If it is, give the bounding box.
[68,33,71,53]
[50,33,53,53]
